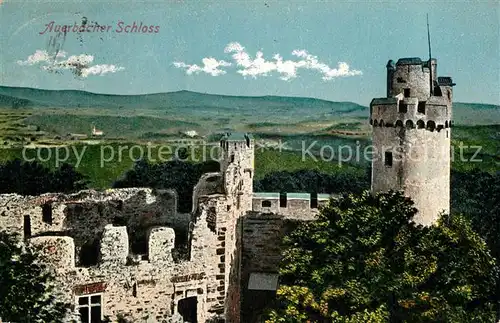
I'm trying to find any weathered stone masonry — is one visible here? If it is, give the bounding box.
[370,57,454,226]
[0,57,454,323]
[0,133,334,322]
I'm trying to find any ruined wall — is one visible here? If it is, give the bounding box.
[0,187,226,322]
[22,205,222,323]
[239,208,326,323]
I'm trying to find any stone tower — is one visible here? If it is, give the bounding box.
[220,133,254,211]
[370,57,455,225]
[218,133,254,321]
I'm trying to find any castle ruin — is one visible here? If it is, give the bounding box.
[0,133,331,323]
[0,57,454,322]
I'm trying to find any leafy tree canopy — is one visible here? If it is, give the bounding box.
[266,190,498,322]
[113,159,220,213]
[0,159,87,195]
[253,168,370,195]
[0,231,70,323]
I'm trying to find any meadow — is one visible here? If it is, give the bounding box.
[0,86,497,189]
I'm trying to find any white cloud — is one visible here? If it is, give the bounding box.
[81,64,125,77]
[16,49,67,66]
[174,42,362,81]
[17,50,124,77]
[173,57,231,76]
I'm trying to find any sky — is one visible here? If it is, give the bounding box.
[0,0,498,105]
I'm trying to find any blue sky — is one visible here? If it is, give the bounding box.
[0,0,498,105]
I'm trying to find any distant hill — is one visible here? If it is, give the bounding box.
[0,86,498,139]
[0,86,366,114]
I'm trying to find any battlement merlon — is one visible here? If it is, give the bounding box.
[27,225,178,270]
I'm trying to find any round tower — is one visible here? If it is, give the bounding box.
[370,57,455,225]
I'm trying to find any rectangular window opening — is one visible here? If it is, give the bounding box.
[178,296,198,323]
[404,88,410,98]
[310,193,318,209]
[79,240,100,267]
[261,200,272,208]
[279,193,287,208]
[23,215,31,238]
[417,101,426,114]
[398,101,408,113]
[42,203,53,224]
[385,151,393,167]
[76,293,103,323]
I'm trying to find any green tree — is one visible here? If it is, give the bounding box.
[0,231,70,322]
[0,159,87,195]
[266,191,497,322]
[452,169,500,318]
[113,159,219,213]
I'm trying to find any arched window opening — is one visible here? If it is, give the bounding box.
[426,120,436,131]
[405,120,414,128]
[417,120,425,129]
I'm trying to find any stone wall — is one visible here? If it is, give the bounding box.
[252,193,332,219]
[0,187,228,322]
[24,206,222,322]
[239,210,319,323]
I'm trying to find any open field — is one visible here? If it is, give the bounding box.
[0,123,496,189]
[1,86,498,142]
[0,86,497,188]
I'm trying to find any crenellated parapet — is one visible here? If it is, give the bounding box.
[370,95,452,131]
[371,57,454,137]
[252,192,335,220]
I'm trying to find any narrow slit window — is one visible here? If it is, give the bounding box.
[23,215,31,238]
[279,193,287,208]
[398,101,407,113]
[385,151,393,167]
[310,193,318,209]
[42,204,52,224]
[417,101,426,114]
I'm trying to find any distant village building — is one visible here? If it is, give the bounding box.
[91,125,104,137]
